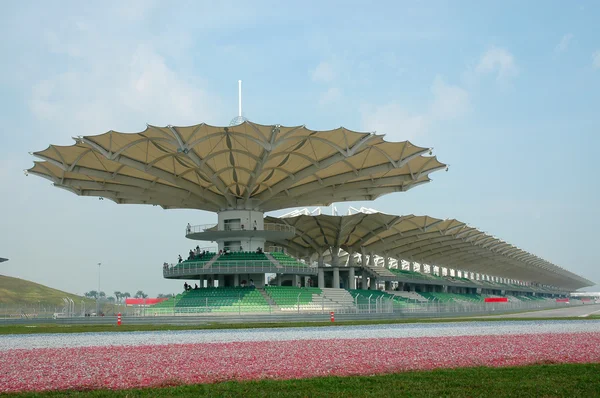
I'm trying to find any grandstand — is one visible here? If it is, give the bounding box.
[28,117,594,316]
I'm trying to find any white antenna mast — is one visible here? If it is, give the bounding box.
[229,80,247,126]
[238,80,242,117]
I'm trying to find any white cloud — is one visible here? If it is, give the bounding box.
[360,76,469,142]
[555,33,574,53]
[318,87,341,106]
[593,51,600,69]
[475,47,519,81]
[311,61,336,83]
[360,103,429,141]
[430,76,470,120]
[28,38,222,141]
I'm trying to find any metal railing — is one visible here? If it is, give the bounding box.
[2,298,588,323]
[107,296,566,317]
[185,223,295,235]
[164,262,317,276]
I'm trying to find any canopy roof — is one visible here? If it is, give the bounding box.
[266,213,594,290]
[27,121,446,212]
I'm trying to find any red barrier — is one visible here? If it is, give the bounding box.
[484,297,508,303]
[556,298,569,303]
[117,313,122,326]
[330,311,335,322]
[125,298,168,306]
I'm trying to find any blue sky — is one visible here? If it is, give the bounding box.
[1,1,599,296]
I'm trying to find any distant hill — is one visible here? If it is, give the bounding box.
[0,274,93,306]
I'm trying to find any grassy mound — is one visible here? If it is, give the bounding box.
[0,274,92,306]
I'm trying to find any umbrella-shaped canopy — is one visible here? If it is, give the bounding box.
[266,212,594,290]
[27,121,446,212]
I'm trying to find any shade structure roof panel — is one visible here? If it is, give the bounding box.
[267,213,594,290]
[28,120,446,212]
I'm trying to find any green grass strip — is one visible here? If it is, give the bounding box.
[6,363,600,397]
[0,315,598,335]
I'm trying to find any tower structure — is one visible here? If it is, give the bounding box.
[26,86,592,294]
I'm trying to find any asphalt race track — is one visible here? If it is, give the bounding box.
[484,303,600,318]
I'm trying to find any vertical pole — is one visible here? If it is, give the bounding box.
[238,80,242,117]
[96,262,101,315]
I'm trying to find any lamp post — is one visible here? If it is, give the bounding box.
[96,262,101,315]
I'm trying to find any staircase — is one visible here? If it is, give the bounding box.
[264,252,283,269]
[320,288,355,309]
[257,288,278,309]
[203,253,220,269]
[362,263,396,278]
[390,291,428,302]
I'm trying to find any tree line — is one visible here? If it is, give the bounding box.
[83,290,174,302]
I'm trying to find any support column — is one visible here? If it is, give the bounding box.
[409,261,415,272]
[318,269,325,289]
[361,247,367,266]
[369,252,375,266]
[234,274,239,287]
[371,278,378,290]
[333,267,340,289]
[277,275,282,286]
[383,255,389,269]
[349,267,356,289]
[347,248,355,266]
[293,275,300,287]
[331,247,340,267]
[361,271,369,289]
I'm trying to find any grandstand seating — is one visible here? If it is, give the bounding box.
[269,252,306,267]
[388,268,445,281]
[172,252,216,269]
[419,292,488,303]
[214,252,269,265]
[150,287,270,313]
[389,291,429,302]
[264,286,322,311]
[348,289,411,309]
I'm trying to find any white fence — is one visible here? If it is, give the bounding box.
[185,223,295,235]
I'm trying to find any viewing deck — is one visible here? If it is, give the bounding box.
[164,252,317,279]
[185,222,296,241]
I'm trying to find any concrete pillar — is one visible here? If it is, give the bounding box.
[347,248,355,266]
[333,267,340,289]
[349,267,356,289]
[371,278,378,290]
[384,255,389,269]
[277,275,282,286]
[385,281,392,291]
[234,274,240,286]
[409,262,415,272]
[369,252,375,266]
[217,274,225,287]
[361,271,369,289]
[318,269,325,288]
[331,247,340,267]
[293,274,300,287]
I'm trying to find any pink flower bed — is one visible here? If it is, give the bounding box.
[1,332,599,392]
